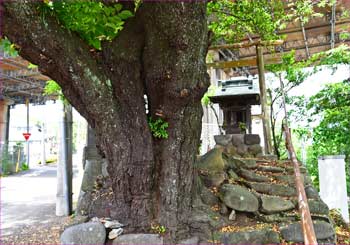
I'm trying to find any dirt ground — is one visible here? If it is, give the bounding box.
[0,216,69,245]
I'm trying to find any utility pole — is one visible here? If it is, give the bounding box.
[256,45,273,154]
[26,98,30,168]
[56,102,73,216]
[41,122,46,165]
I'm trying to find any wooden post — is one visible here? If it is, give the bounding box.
[280,77,317,245]
[256,45,273,154]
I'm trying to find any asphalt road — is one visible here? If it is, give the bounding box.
[0,164,82,237]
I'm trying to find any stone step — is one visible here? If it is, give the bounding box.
[245,182,296,197]
[257,165,285,173]
[279,220,334,243]
[214,228,280,244]
[238,168,270,182]
[260,195,295,214]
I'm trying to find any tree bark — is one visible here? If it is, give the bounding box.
[2,1,209,241]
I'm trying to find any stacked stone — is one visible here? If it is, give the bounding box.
[214,134,263,158]
[194,136,335,244]
[60,134,335,244]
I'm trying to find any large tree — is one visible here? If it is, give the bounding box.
[2,1,209,239]
[1,0,334,241]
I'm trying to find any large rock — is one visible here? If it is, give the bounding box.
[236,144,248,156]
[279,220,334,242]
[231,134,245,147]
[274,174,310,185]
[227,157,257,170]
[257,165,285,173]
[178,236,199,245]
[112,234,163,244]
[246,182,296,197]
[224,145,239,157]
[228,169,239,181]
[244,134,260,145]
[241,159,258,169]
[286,166,307,174]
[201,171,227,188]
[219,184,259,212]
[197,148,225,173]
[215,229,280,244]
[239,168,269,182]
[191,206,227,229]
[199,186,219,206]
[247,144,262,155]
[305,185,320,199]
[60,221,106,245]
[307,199,329,215]
[260,195,295,214]
[257,213,296,223]
[214,135,233,147]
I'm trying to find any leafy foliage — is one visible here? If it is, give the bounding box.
[207,0,336,44]
[201,85,216,106]
[43,80,66,102]
[27,63,38,69]
[151,224,166,234]
[42,1,133,50]
[306,81,350,194]
[266,50,315,158]
[310,44,350,67]
[21,163,29,171]
[266,45,350,159]
[207,0,284,43]
[148,117,169,139]
[0,37,18,57]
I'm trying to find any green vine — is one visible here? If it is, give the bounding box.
[148,117,169,139]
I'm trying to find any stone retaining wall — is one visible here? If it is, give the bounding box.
[214,134,262,157]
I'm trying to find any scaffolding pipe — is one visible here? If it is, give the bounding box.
[330,1,336,49]
[300,17,310,58]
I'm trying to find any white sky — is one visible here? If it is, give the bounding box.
[266,64,350,97]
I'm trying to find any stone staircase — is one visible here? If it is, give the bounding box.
[193,136,335,244]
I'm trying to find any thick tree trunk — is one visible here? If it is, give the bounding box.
[2,2,209,241]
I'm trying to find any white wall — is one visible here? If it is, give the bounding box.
[318,155,349,223]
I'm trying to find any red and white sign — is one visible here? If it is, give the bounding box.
[22,132,31,141]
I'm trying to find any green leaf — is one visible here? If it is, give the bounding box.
[114,3,123,12]
[118,10,133,20]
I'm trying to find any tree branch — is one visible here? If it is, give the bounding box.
[1,2,115,124]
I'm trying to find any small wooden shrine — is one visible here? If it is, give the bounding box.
[209,76,260,134]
